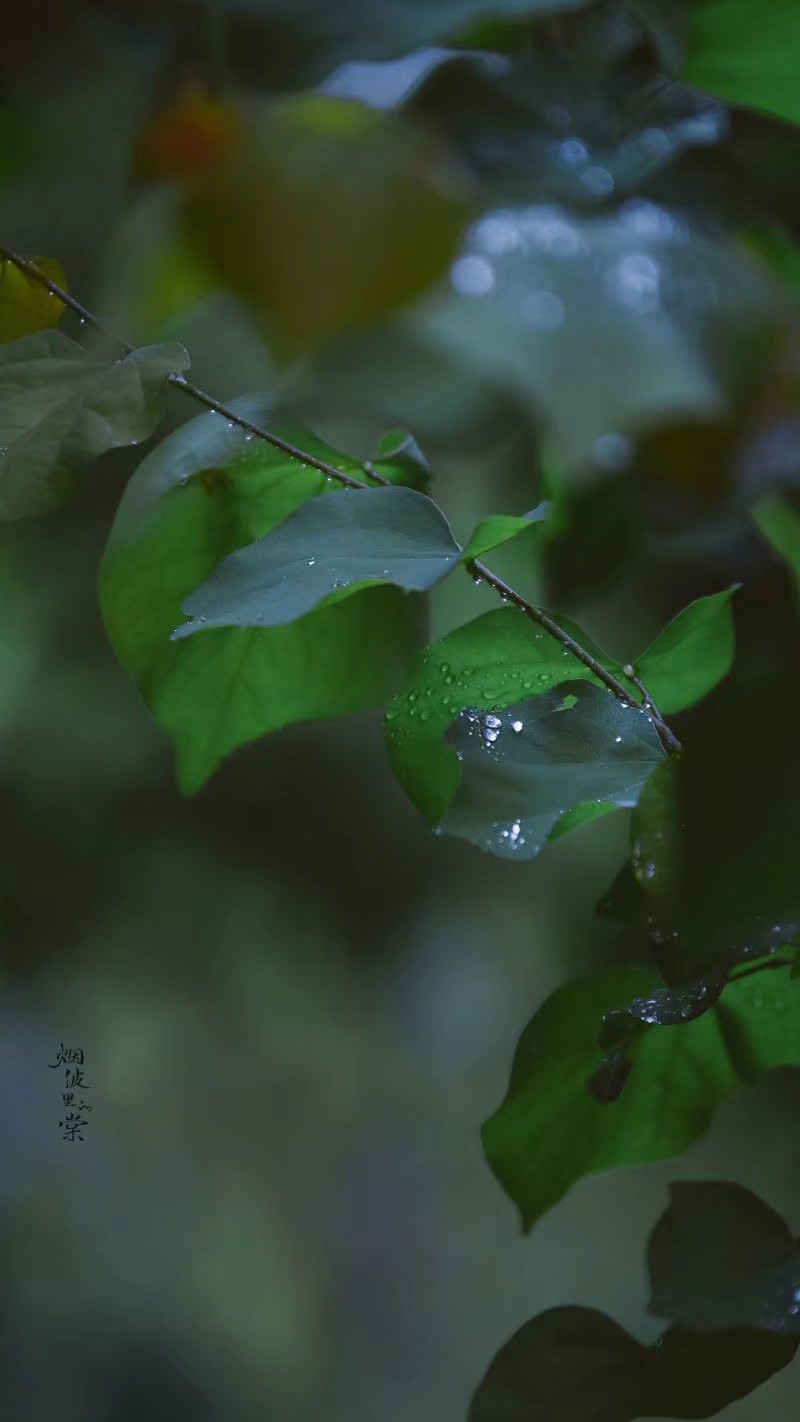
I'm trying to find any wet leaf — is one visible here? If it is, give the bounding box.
[648,1182,800,1335]
[385,606,632,824]
[438,682,665,860]
[0,331,189,521]
[99,398,423,792]
[469,1306,797,1421]
[173,486,461,637]
[482,964,800,1232]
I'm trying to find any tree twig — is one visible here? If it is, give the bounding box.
[0,244,682,751]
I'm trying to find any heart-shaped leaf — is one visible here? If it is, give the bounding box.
[482,964,800,1232]
[99,398,424,792]
[469,1306,797,1422]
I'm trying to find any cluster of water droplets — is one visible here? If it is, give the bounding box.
[449,192,710,345]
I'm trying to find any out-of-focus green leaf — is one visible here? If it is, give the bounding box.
[183,96,468,359]
[632,674,800,983]
[682,0,800,128]
[173,485,460,637]
[482,964,800,1232]
[648,1182,800,1335]
[99,398,424,793]
[634,587,738,713]
[0,330,189,521]
[753,496,800,612]
[439,682,665,859]
[469,1308,797,1421]
[96,190,217,344]
[0,256,66,341]
[385,607,631,824]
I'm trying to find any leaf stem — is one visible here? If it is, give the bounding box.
[0,244,682,751]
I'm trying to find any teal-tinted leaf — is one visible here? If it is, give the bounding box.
[461,507,548,562]
[385,607,632,824]
[682,0,800,128]
[482,964,800,1232]
[0,330,190,521]
[99,398,422,793]
[648,1182,800,1336]
[634,587,738,714]
[632,675,800,983]
[173,485,460,638]
[753,496,800,611]
[469,1306,797,1421]
[439,682,665,860]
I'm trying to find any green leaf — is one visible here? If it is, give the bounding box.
[99,398,423,793]
[753,496,800,611]
[469,1306,797,1421]
[0,330,190,521]
[461,507,548,562]
[183,96,468,358]
[385,608,630,824]
[634,588,738,714]
[631,674,800,983]
[0,255,66,341]
[173,485,461,637]
[482,964,800,1232]
[439,682,665,859]
[648,1182,800,1335]
[682,0,800,128]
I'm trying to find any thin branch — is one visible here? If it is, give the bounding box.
[0,244,682,751]
[0,246,369,490]
[468,557,672,727]
[622,663,681,754]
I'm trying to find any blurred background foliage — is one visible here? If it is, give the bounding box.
[2,0,800,1417]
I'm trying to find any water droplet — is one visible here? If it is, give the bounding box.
[451,255,495,297]
[581,166,614,197]
[520,290,565,331]
[592,433,632,471]
[557,137,589,166]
